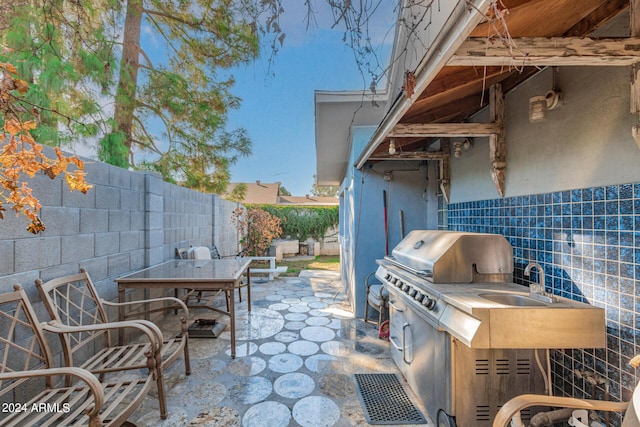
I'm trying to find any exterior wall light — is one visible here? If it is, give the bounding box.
[389,138,397,155]
[453,138,474,158]
[529,90,561,123]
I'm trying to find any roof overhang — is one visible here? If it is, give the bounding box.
[354,0,493,170]
[315,0,631,193]
[349,0,631,198]
[314,90,388,186]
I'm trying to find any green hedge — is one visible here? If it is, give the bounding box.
[254,205,339,241]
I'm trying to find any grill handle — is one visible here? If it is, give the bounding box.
[389,301,404,312]
[402,323,411,365]
[384,256,432,279]
[389,322,411,365]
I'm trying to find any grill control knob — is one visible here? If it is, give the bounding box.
[422,297,437,310]
[414,293,424,302]
[409,289,418,298]
[396,281,403,288]
[402,284,410,292]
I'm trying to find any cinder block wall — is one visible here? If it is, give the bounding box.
[0,151,240,304]
[214,198,243,257]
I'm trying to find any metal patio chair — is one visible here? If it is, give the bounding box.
[493,356,640,427]
[35,268,191,420]
[177,245,248,304]
[363,272,389,336]
[0,284,153,426]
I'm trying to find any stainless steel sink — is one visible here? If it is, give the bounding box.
[480,293,547,307]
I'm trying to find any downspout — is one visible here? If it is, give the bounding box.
[354,0,493,170]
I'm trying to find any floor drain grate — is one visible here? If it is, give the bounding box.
[353,373,426,425]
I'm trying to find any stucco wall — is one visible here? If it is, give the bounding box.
[451,67,640,202]
[339,128,438,317]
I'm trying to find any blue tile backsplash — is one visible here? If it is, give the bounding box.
[446,182,640,424]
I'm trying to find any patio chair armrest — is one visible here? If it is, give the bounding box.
[493,394,629,427]
[102,296,189,319]
[365,272,381,289]
[41,320,160,351]
[0,367,105,419]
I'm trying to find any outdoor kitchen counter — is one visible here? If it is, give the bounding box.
[432,282,596,309]
[424,282,606,349]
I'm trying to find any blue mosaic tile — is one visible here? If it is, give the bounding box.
[621,215,634,231]
[583,216,593,229]
[446,181,640,413]
[607,185,620,200]
[571,189,582,203]
[621,183,633,199]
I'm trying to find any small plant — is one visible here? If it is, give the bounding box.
[1,62,92,233]
[232,206,282,256]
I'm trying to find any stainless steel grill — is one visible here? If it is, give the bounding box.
[376,230,545,427]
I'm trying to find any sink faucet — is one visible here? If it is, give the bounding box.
[524,262,545,295]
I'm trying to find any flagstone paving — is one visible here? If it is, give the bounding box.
[129,271,431,427]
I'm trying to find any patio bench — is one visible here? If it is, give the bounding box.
[35,269,191,420]
[246,256,288,280]
[0,284,152,426]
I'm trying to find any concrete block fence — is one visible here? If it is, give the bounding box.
[0,151,242,306]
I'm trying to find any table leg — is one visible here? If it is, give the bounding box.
[247,268,251,312]
[229,284,236,359]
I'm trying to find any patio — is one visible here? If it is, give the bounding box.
[126,270,431,427]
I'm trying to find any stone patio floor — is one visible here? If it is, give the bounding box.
[128,270,433,427]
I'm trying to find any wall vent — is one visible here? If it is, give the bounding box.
[496,358,510,375]
[476,405,491,421]
[475,359,490,375]
[516,358,532,375]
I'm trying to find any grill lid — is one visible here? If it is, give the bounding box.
[388,230,513,283]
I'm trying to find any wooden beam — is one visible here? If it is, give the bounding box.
[368,151,448,161]
[489,84,506,197]
[564,0,628,37]
[450,37,640,67]
[389,122,501,138]
[631,0,640,114]
[439,140,451,204]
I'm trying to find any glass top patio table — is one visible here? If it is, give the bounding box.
[115,258,251,358]
[116,259,250,285]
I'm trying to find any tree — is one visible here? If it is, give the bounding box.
[1,0,115,148]
[232,206,282,256]
[279,185,291,196]
[0,62,92,233]
[2,0,286,194]
[227,182,248,203]
[104,0,286,192]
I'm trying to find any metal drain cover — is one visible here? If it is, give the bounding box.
[353,373,426,425]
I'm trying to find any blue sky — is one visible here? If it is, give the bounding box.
[226,3,395,196]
